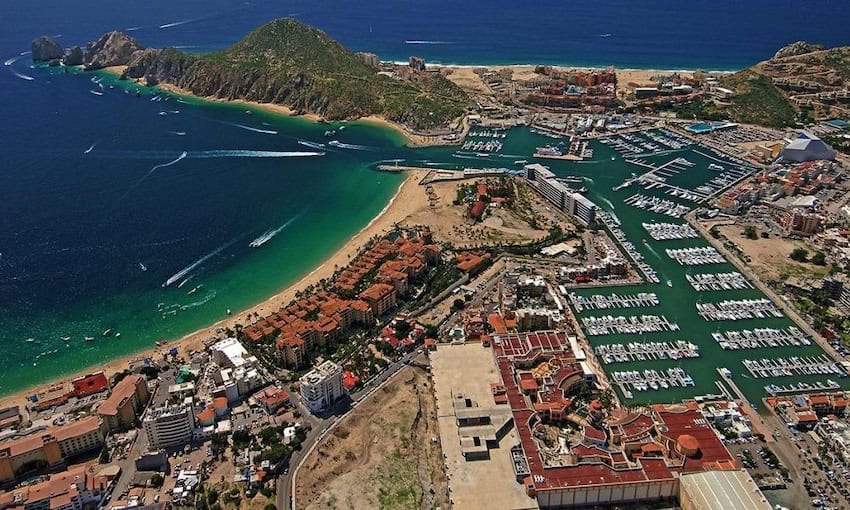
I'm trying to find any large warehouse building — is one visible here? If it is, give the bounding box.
[780,132,837,162]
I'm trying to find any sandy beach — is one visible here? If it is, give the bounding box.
[0,154,429,412]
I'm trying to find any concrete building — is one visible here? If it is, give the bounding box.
[299,360,345,414]
[679,470,770,509]
[524,163,597,224]
[566,192,598,225]
[143,405,195,450]
[0,417,104,483]
[97,374,150,431]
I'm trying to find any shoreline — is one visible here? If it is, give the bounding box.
[0,152,428,410]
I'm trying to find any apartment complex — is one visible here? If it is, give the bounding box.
[0,417,104,483]
[299,360,345,414]
[358,283,397,317]
[0,464,107,510]
[143,405,195,450]
[97,374,150,431]
[209,337,264,402]
[524,163,597,225]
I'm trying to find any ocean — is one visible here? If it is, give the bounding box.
[1,0,850,396]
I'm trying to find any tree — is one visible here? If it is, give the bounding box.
[452,298,466,311]
[790,248,808,262]
[150,473,164,488]
[743,225,758,239]
[811,251,827,266]
[99,447,110,464]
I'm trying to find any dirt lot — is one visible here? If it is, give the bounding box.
[296,366,448,510]
[404,179,564,249]
[716,224,829,280]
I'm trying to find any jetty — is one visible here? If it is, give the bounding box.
[594,340,700,364]
[696,298,783,321]
[743,355,846,379]
[641,222,698,241]
[710,327,811,350]
[666,247,726,266]
[686,272,753,291]
[581,314,679,336]
[568,292,659,312]
[598,211,660,283]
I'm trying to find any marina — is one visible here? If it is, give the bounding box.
[764,380,842,395]
[641,222,698,241]
[686,272,753,291]
[612,367,696,398]
[665,247,726,266]
[568,292,659,312]
[624,194,691,218]
[696,298,783,321]
[710,327,811,350]
[594,340,700,364]
[743,355,847,379]
[581,314,679,336]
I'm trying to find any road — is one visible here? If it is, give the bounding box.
[276,349,428,510]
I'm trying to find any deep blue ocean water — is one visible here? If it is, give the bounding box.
[1,0,850,394]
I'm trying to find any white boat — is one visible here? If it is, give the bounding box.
[61,336,71,342]
[85,336,94,342]
[666,280,673,288]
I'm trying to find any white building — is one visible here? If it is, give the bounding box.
[780,132,837,162]
[143,404,196,449]
[210,337,264,401]
[524,163,597,224]
[211,337,257,368]
[299,360,345,414]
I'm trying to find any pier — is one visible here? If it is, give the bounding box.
[711,327,811,350]
[641,222,698,241]
[595,340,700,364]
[598,211,660,283]
[686,272,753,291]
[666,247,726,265]
[696,298,783,321]
[743,355,846,379]
[581,314,679,336]
[612,367,695,398]
[568,292,659,312]
[624,194,691,218]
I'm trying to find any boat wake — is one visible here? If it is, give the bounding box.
[163,237,238,287]
[249,213,303,248]
[121,151,188,199]
[192,150,324,158]
[297,140,326,149]
[227,122,278,135]
[599,196,616,211]
[644,243,661,260]
[581,176,595,183]
[608,211,622,225]
[180,289,217,310]
[84,142,98,154]
[126,26,144,31]
[169,131,187,136]
[4,55,23,66]
[327,140,374,151]
[600,33,612,38]
[11,69,34,81]
[405,40,453,45]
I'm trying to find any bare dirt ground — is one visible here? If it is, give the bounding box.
[404,179,562,249]
[296,366,448,510]
[716,225,829,280]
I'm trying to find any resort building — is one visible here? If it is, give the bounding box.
[566,192,598,225]
[299,361,345,414]
[0,464,107,510]
[0,417,105,483]
[524,163,598,225]
[359,283,397,317]
[143,404,196,449]
[97,374,150,431]
[70,372,109,398]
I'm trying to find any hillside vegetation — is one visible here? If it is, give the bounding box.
[124,19,468,129]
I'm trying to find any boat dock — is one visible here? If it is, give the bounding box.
[612,367,695,398]
[743,355,846,379]
[568,292,659,312]
[595,340,700,364]
[624,194,691,218]
[581,314,679,336]
[686,272,753,291]
[765,380,842,395]
[666,247,726,265]
[696,298,783,321]
[642,222,698,241]
[598,211,660,283]
[711,327,811,350]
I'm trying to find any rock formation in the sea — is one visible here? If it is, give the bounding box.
[111,18,468,129]
[772,41,825,59]
[84,31,144,70]
[63,46,84,66]
[31,36,64,61]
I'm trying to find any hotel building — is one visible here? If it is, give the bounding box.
[299,361,345,414]
[143,405,195,450]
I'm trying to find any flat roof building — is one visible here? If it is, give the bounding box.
[679,469,770,510]
[143,404,195,450]
[299,361,345,414]
[97,374,149,432]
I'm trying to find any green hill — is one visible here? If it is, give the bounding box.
[124,19,468,130]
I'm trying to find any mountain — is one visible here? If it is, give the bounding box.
[117,18,468,130]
